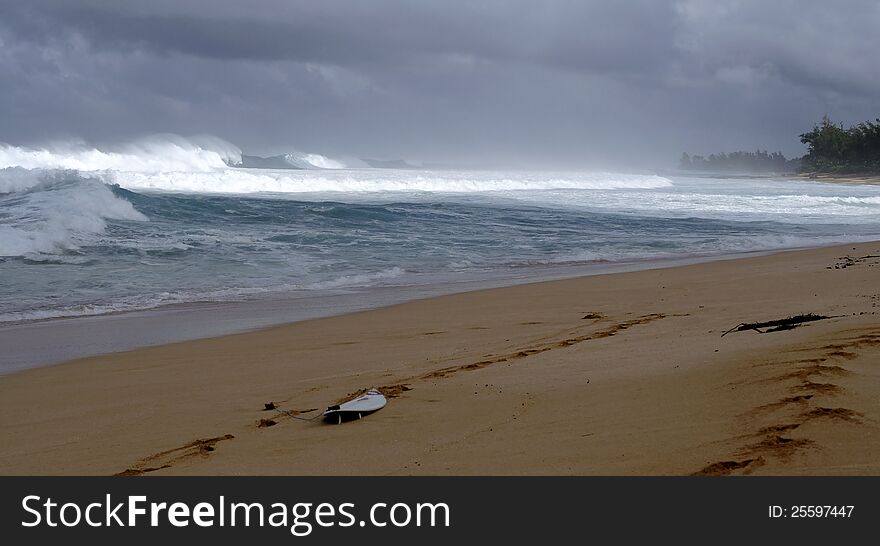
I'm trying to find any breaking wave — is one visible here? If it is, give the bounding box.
[281,152,347,170]
[113,169,674,194]
[0,135,671,194]
[0,169,147,257]
[3,134,879,331]
[0,135,241,173]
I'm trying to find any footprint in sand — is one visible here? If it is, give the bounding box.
[116,434,235,476]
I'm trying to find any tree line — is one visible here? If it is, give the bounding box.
[679,150,799,173]
[679,115,880,174]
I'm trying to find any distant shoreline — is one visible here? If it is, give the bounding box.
[674,170,880,185]
[794,172,880,185]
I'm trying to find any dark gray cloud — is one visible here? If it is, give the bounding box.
[0,0,878,167]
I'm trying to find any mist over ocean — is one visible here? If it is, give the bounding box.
[3,137,880,325]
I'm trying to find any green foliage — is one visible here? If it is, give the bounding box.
[679,114,880,175]
[799,115,880,173]
[678,149,797,173]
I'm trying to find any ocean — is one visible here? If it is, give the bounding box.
[2,138,880,369]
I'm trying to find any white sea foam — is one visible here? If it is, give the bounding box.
[112,169,674,194]
[0,167,50,193]
[0,136,353,176]
[490,181,880,223]
[0,170,148,257]
[305,267,406,289]
[0,135,240,173]
[532,250,606,265]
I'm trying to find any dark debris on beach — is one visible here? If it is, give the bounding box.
[721,313,833,337]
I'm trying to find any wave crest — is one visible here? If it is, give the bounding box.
[282,152,347,170]
[0,135,241,173]
[0,169,148,257]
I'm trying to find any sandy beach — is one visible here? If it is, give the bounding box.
[1,242,879,476]
[796,173,880,185]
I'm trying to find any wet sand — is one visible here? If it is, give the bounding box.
[1,242,879,476]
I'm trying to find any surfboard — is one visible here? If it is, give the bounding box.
[323,389,387,424]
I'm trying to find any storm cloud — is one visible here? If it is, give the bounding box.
[1,0,878,167]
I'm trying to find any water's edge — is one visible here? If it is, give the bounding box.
[0,245,822,376]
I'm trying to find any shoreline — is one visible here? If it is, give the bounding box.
[796,173,880,185]
[0,244,833,375]
[673,170,880,185]
[1,241,879,475]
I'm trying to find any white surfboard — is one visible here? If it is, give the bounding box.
[323,389,387,424]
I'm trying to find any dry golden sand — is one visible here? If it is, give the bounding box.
[1,242,879,476]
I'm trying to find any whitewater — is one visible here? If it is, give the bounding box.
[2,137,880,328]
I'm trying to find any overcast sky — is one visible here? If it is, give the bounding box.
[1,0,878,167]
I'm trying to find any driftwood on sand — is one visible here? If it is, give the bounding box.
[721,313,832,337]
